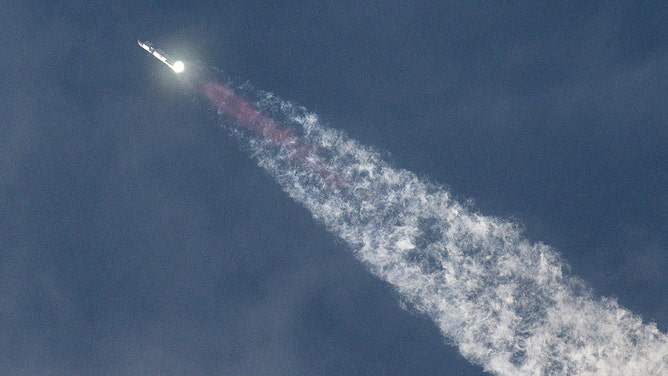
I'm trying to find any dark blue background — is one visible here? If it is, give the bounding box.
[1,2,666,374]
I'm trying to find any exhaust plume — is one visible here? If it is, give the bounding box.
[198,75,667,375]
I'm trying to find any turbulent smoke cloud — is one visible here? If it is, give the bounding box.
[209,83,668,375]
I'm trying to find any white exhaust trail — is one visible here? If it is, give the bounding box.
[205,81,668,375]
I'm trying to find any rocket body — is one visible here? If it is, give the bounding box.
[138,40,184,73]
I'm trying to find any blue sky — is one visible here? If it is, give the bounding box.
[1,2,666,375]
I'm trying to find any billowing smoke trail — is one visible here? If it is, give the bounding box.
[202,78,668,375]
[203,81,343,187]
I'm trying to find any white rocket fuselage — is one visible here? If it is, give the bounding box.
[138,40,184,73]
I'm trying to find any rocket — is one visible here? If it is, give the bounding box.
[138,40,185,73]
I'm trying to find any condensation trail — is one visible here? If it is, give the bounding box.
[200,77,668,375]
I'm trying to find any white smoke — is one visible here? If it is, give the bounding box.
[225,90,668,375]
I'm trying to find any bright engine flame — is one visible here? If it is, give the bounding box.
[172,60,185,73]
